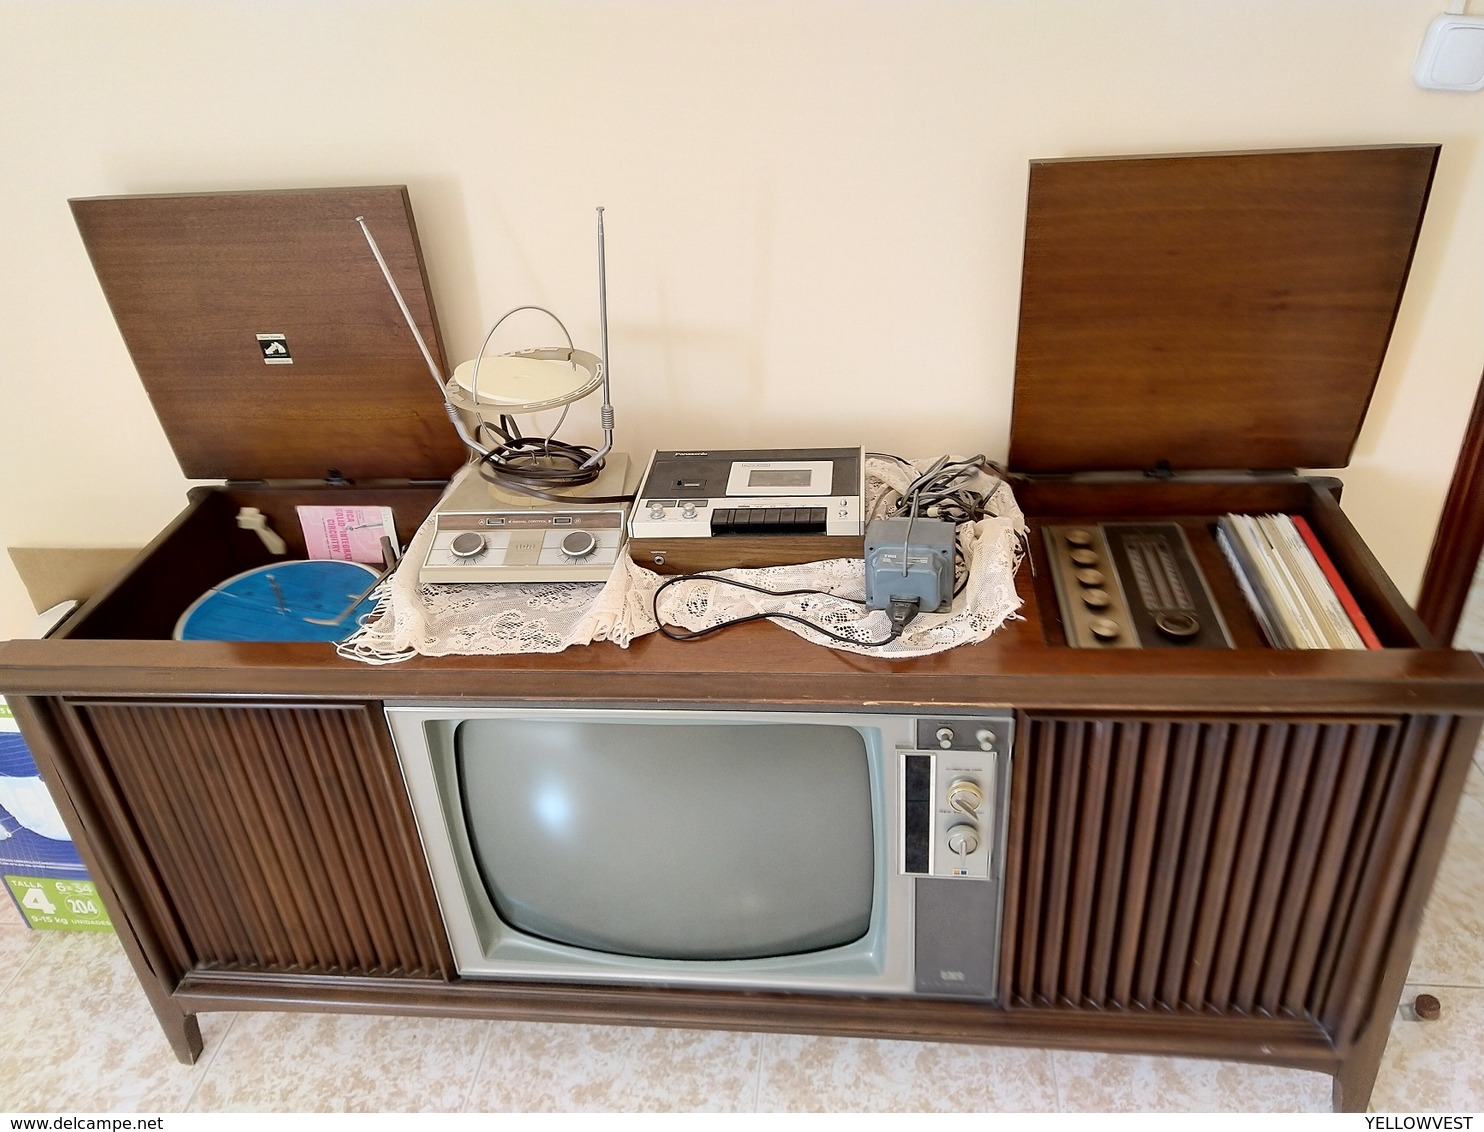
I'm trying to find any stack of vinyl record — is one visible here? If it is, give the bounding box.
[1215,514,1381,650]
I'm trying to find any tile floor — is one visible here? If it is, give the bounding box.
[1,745,1481,1113]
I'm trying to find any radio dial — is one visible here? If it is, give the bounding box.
[1155,611,1201,640]
[449,532,487,560]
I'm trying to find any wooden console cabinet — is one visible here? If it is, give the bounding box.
[6,148,1482,1111]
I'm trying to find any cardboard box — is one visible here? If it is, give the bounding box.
[0,698,113,931]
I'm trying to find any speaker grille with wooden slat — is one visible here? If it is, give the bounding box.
[65,701,450,980]
[1000,715,1438,1019]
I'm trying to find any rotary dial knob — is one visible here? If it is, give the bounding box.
[946,824,980,857]
[947,778,983,817]
[560,530,599,559]
[449,532,487,559]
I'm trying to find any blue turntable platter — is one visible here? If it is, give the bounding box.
[173,560,381,642]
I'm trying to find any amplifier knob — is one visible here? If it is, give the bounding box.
[450,532,487,559]
[1065,528,1095,547]
[946,824,980,857]
[1069,548,1100,566]
[1089,617,1121,641]
[560,530,599,559]
[681,503,698,519]
[1074,568,1105,587]
[1081,588,1112,609]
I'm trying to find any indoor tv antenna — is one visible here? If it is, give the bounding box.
[358,208,634,583]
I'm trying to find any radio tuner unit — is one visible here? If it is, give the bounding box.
[627,447,865,574]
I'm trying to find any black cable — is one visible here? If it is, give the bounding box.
[474,415,634,504]
[652,572,917,646]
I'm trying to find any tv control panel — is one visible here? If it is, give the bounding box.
[898,714,1012,880]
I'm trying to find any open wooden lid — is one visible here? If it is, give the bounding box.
[1008,145,1439,475]
[71,186,463,482]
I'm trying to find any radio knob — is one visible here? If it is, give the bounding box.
[946,824,980,857]
[560,530,599,559]
[1155,611,1201,640]
[1089,617,1122,641]
[1081,588,1112,609]
[1074,568,1105,587]
[946,778,983,817]
[1069,548,1100,567]
[935,727,955,749]
[449,532,487,559]
[1065,528,1095,548]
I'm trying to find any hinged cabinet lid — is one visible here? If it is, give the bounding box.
[1008,145,1439,475]
[71,186,464,483]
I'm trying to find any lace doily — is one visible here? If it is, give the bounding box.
[339,456,1025,664]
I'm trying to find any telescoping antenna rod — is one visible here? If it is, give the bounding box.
[581,205,615,469]
[355,214,491,462]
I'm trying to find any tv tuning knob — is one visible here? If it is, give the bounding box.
[935,727,955,749]
[946,824,980,857]
[947,778,982,817]
[449,532,487,559]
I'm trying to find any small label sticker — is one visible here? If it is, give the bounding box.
[257,333,293,365]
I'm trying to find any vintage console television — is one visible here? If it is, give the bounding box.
[2,149,1482,1112]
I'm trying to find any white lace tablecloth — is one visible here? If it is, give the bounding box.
[338,456,1026,664]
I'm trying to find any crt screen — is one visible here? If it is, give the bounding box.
[454,719,874,961]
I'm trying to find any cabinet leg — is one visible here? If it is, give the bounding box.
[1332,1042,1385,1114]
[158,1004,204,1065]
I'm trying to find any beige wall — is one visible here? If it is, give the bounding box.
[2,0,1482,639]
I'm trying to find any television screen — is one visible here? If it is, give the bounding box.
[455,719,875,961]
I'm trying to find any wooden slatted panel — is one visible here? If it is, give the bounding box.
[1003,715,1403,1016]
[68,700,450,979]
